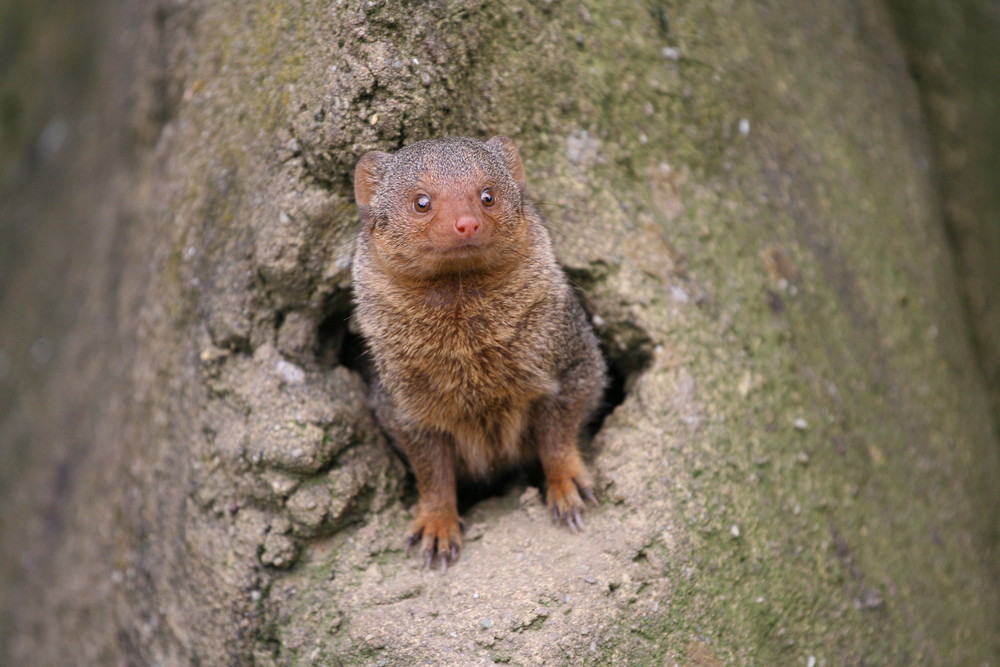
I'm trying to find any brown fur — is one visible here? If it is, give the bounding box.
[352,136,607,568]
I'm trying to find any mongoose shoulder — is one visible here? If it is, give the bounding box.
[352,136,607,568]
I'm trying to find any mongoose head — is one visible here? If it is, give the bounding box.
[354,136,528,279]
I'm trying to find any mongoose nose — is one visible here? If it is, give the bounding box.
[453,216,481,238]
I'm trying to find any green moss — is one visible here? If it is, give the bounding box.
[539,0,999,663]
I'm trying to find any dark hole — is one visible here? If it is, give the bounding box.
[382,436,546,514]
[316,287,368,375]
[339,326,368,376]
[457,461,545,514]
[585,331,653,438]
[562,267,655,438]
[582,292,656,438]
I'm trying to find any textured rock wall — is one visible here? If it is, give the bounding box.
[1,0,998,664]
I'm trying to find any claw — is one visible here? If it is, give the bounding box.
[406,530,422,556]
[407,511,463,570]
[547,476,596,533]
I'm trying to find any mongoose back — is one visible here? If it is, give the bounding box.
[352,136,607,568]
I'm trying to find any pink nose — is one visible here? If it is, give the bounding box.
[453,216,481,238]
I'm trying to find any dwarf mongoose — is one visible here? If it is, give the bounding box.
[352,136,607,568]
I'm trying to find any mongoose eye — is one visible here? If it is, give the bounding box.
[480,188,495,207]
[413,194,432,213]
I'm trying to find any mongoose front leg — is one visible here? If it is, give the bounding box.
[534,398,596,532]
[404,431,464,569]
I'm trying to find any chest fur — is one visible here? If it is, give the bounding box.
[368,283,559,430]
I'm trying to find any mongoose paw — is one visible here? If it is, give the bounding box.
[546,476,597,533]
[406,509,465,570]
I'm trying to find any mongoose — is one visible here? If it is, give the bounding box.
[352,136,607,569]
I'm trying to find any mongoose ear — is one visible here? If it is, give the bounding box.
[485,135,525,191]
[354,151,389,208]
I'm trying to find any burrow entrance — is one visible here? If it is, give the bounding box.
[315,286,653,510]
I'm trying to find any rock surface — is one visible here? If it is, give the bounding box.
[1,0,998,664]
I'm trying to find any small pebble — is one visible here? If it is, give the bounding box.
[518,486,540,505]
[669,284,689,303]
[739,118,751,136]
[793,418,809,431]
[480,618,492,629]
[276,359,306,385]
